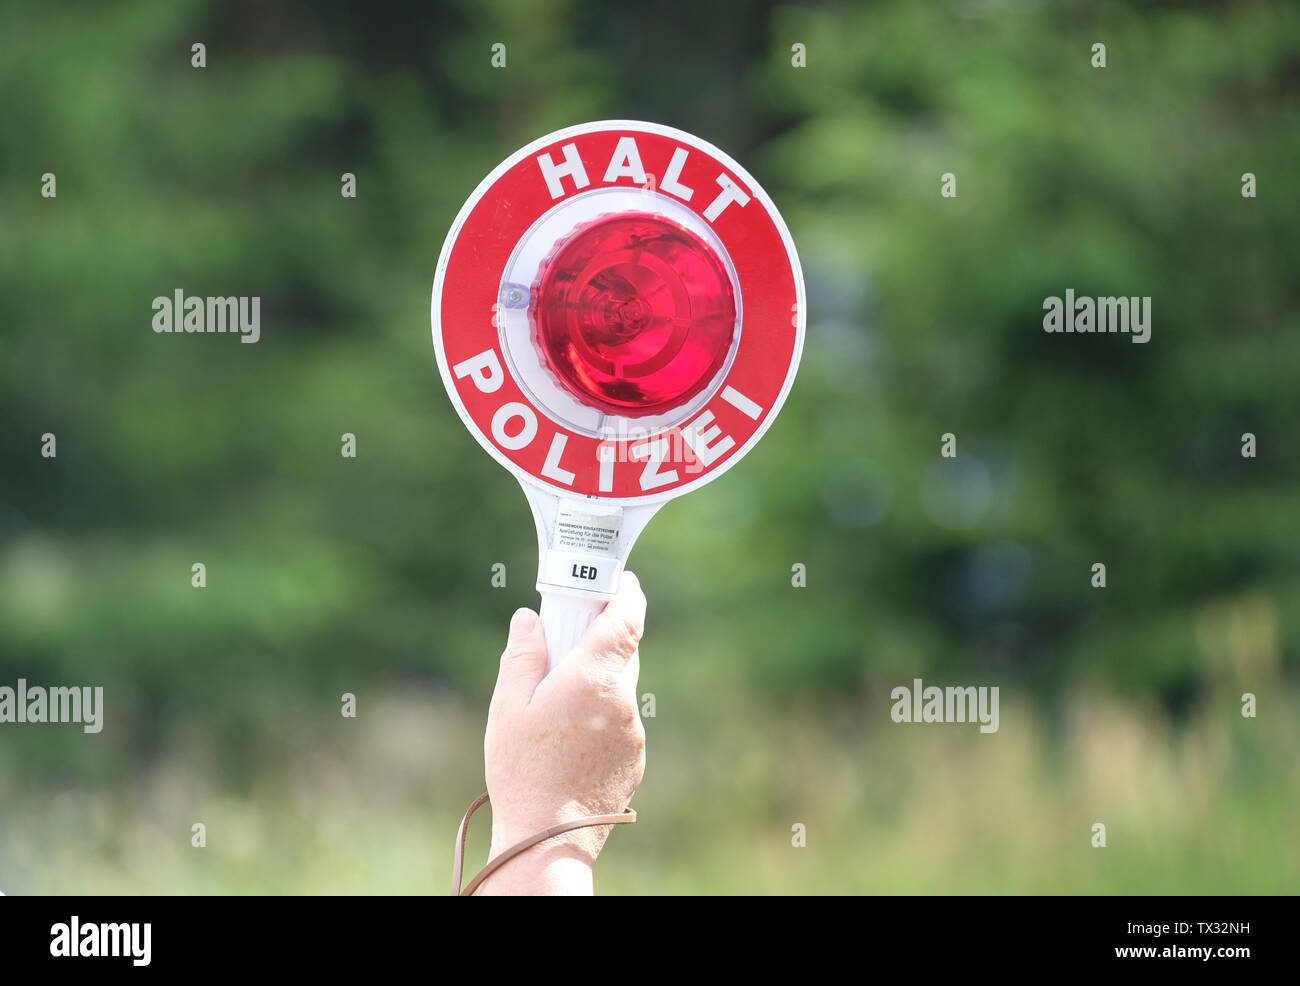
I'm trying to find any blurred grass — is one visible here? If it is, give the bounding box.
[3,679,1295,894]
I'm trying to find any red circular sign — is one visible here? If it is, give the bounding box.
[432,121,804,504]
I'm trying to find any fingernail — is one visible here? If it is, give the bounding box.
[508,608,537,641]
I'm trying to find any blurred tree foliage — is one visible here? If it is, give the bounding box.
[1,0,1296,823]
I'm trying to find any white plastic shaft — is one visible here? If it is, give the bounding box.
[521,481,663,676]
[539,591,608,673]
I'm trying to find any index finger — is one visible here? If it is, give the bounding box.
[566,571,646,678]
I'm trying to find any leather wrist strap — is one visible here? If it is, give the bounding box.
[451,792,637,896]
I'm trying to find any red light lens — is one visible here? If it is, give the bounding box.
[529,212,737,417]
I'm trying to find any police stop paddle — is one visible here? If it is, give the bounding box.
[431,120,805,671]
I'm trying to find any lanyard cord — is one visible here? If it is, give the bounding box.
[451,792,637,896]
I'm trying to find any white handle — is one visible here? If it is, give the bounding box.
[539,591,607,673]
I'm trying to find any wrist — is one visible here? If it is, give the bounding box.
[488,804,608,862]
[479,832,596,895]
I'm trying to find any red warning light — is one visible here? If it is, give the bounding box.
[529,212,737,417]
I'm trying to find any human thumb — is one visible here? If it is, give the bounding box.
[496,607,547,702]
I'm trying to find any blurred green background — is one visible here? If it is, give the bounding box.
[2,0,1297,894]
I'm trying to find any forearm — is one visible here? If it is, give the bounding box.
[477,833,595,895]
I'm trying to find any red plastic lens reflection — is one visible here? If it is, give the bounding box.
[529,212,737,417]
